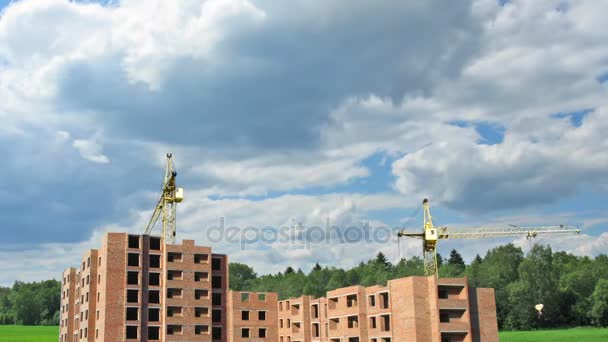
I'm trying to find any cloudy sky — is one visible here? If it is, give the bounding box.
[1,0,608,286]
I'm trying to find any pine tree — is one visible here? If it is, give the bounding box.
[285,266,295,274]
[375,252,390,269]
[312,263,322,272]
[448,249,465,265]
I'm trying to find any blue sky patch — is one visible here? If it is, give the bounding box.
[552,108,593,127]
[449,120,505,145]
[208,152,399,202]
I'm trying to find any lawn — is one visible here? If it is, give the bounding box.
[1,325,607,341]
[500,327,608,341]
[0,325,58,342]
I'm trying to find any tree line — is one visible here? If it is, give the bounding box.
[0,280,61,325]
[230,244,608,330]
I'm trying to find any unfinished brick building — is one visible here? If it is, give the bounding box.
[59,233,229,342]
[277,277,498,342]
[60,233,498,342]
[227,291,279,342]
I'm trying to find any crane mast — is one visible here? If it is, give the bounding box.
[143,154,184,244]
[398,198,580,277]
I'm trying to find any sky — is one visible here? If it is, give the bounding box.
[1,0,608,286]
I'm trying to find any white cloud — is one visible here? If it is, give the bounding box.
[72,138,110,163]
[0,0,608,283]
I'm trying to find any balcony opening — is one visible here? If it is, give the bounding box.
[241,293,250,302]
[126,307,138,321]
[258,293,266,301]
[439,309,466,323]
[167,270,183,280]
[438,285,464,300]
[370,316,377,329]
[258,310,266,320]
[149,308,160,322]
[311,304,319,318]
[312,323,320,337]
[380,292,389,309]
[195,272,208,282]
[148,327,159,340]
[127,253,139,267]
[369,295,376,307]
[347,315,359,328]
[166,325,182,335]
[195,325,209,335]
[167,252,182,263]
[346,294,357,307]
[149,290,160,304]
[241,310,250,321]
[279,319,283,328]
[241,328,250,338]
[194,253,209,264]
[149,254,160,268]
[329,317,339,330]
[126,289,139,303]
[291,303,300,315]
[149,273,160,286]
[441,332,467,342]
[328,297,338,310]
[382,338,392,342]
[128,235,139,249]
[381,314,390,331]
[195,307,208,317]
[167,288,182,299]
[259,328,267,338]
[195,289,209,300]
[149,237,161,250]
[348,338,360,342]
[167,306,183,318]
[125,326,138,339]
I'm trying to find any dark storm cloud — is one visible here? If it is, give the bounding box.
[55,0,481,152]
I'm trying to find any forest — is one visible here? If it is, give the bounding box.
[0,243,606,330]
[0,280,60,326]
[230,244,608,330]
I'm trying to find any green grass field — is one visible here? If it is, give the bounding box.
[499,327,608,341]
[0,325,607,341]
[0,325,58,342]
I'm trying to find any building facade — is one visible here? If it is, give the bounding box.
[227,291,278,342]
[60,233,498,342]
[60,233,228,342]
[277,277,498,342]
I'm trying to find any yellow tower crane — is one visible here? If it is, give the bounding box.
[398,198,581,277]
[143,153,184,244]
